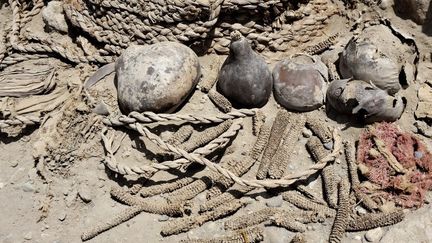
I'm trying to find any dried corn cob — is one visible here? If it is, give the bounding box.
[224,207,277,230]
[128,172,155,195]
[199,76,218,93]
[110,186,186,216]
[304,33,339,55]
[206,121,271,199]
[267,113,306,179]
[252,110,266,136]
[201,186,253,212]
[208,89,232,113]
[82,205,143,241]
[306,116,332,143]
[205,157,251,199]
[140,177,195,198]
[344,141,379,211]
[296,185,327,206]
[166,125,194,146]
[179,226,264,243]
[270,213,307,232]
[353,187,379,212]
[249,121,272,161]
[344,141,359,187]
[329,180,351,243]
[257,110,291,179]
[282,190,335,217]
[161,200,244,236]
[165,176,213,203]
[306,136,338,208]
[346,210,405,232]
[177,119,233,155]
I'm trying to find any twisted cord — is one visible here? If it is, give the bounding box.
[13,34,115,64]
[129,123,342,189]
[19,0,44,29]
[101,121,243,175]
[64,6,131,48]
[8,0,21,46]
[103,109,255,126]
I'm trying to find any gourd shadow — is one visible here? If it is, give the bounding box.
[325,102,368,130]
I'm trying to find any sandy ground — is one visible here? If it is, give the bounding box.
[1,1,432,243]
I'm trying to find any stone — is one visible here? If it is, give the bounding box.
[97,163,106,170]
[9,161,18,167]
[65,190,77,207]
[302,128,313,138]
[22,181,35,193]
[78,186,93,203]
[116,42,201,114]
[356,205,368,215]
[158,215,169,222]
[217,32,272,108]
[243,197,255,205]
[23,232,32,240]
[92,101,110,116]
[365,227,384,242]
[42,1,69,33]
[266,195,283,208]
[195,193,207,204]
[58,212,67,221]
[323,141,333,150]
[273,54,327,112]
[414,151,423,159]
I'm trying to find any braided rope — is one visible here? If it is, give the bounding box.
[2,0,340,66]
[0,115,41,129]
[8,0,21,46]
[89,0,210,24]
[60,0,338,57]
[64,6,131,48]
[101,121,243,175]
[103,109,255,126]
[19,0,44,29]
[16,34,115,64]
[130,123,342,189]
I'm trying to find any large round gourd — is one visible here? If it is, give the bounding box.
[273,54,328,112]
[217,33,272,108]
[115,42,201,114]
[339,24,417,95]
